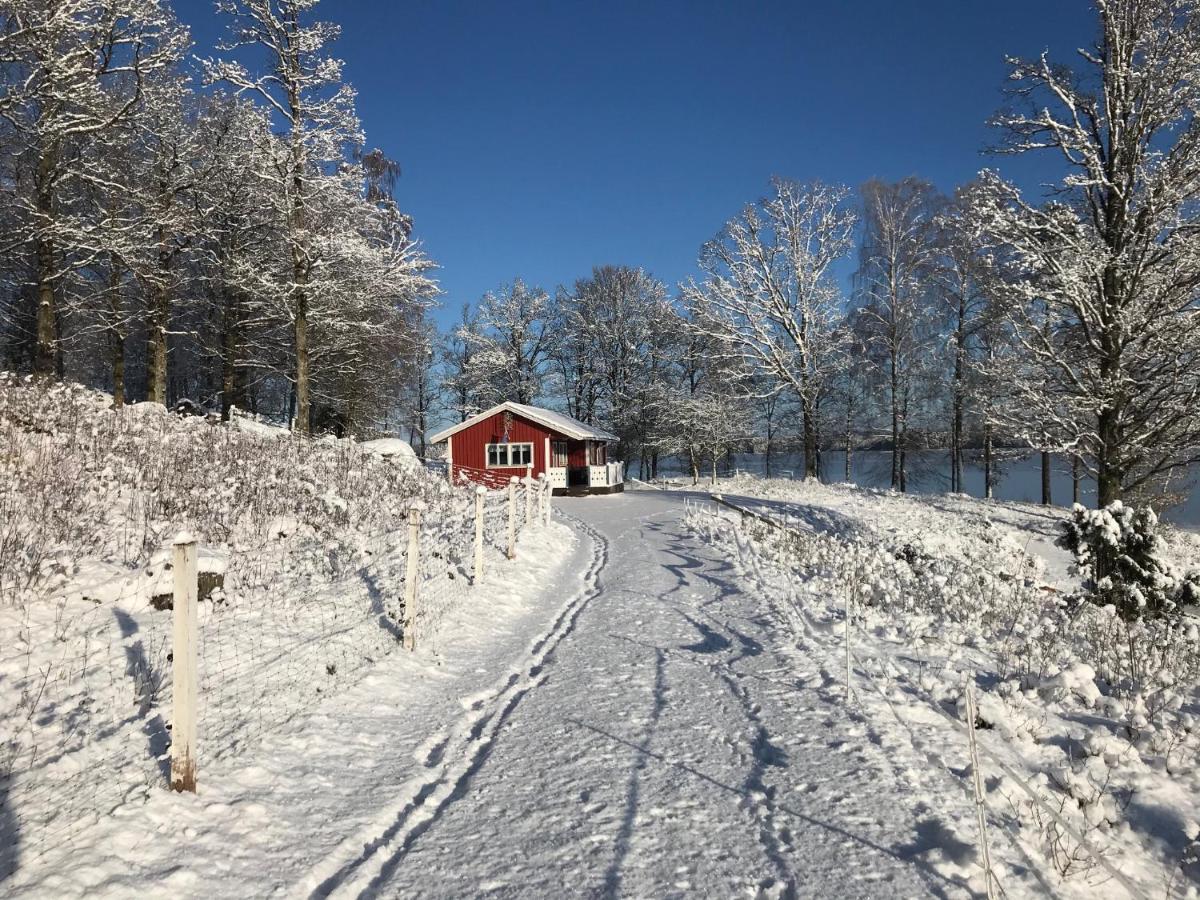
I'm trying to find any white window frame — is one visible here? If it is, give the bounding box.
[486,442,533,468]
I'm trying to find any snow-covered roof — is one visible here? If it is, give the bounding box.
[428,402,619,444]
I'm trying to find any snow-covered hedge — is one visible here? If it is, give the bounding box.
[0,373,463,609]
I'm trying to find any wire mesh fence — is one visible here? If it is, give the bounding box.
[0,472,553,883]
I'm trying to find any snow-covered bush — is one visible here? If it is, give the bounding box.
[0,373,464,609]
[1058,501,1199,621]
[687,487,1200,896]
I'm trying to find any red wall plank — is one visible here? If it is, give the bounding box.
[451,411,552,475]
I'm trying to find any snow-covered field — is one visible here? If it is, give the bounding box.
[685,476,1200,898]
[5,385,1200,900]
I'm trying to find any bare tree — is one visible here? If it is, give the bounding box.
[206,0,364,433]
[855,177,944,492]
[0,0,187,376]
[683,179,856,479]
[935,183,996,495]
[460,279,552,406]
[977,0,1200,507]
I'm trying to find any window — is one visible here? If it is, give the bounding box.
[588,442,607,466]
[486,442,533,468]
[551,441,569,467]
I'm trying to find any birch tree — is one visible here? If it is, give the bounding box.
[934,184,995,495]
[855,177,944,492]
[978,0,1200,506]
[682,179,856,479]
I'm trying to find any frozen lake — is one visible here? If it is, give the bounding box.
[694,449,1200,530]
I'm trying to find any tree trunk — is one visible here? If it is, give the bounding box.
[711,456,717,485]
[220,288,242,421]
[1040,449,1052,506]
[33,150,60,377]
[843,403,853,482]
[802,396,818,479]
[107,259,125,407]
[890,358,901,490]
[146,280,169,405]
[951,297,966,494]
[983,423,994,500]
[1072,454,1081,505]
[1096,406,1120,507]
[294,302,310,434]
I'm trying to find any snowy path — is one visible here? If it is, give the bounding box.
[341,489,967,899]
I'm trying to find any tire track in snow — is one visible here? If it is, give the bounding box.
[293,513,609,900]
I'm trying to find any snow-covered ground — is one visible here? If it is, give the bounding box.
[0,377,555,894]
[683,476,1200,899]
[3,519,581,898]
[6,405,1199,899]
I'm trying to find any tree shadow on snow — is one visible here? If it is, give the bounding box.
[895,816,976,868]
[600,648,668,899]
[0,770,15,886]
[569,717,976,900]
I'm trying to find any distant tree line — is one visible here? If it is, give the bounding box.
[432,0,1200,510]
[4,0,1199,512]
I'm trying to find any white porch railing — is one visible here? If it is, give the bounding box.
[589,461,624,487]
[550,462,625,489]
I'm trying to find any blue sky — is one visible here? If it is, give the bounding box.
[175,1,1094,327]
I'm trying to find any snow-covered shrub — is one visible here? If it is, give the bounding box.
[0,373,465,604]
[688,485,1200,896]
[1058,501,1199,621]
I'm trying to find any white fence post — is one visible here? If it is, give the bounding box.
[474,487,485,583]
[525,471,534,528]
[403,505,422,651]
[507,477,518,559]
[965,679,999,900]
[171,535,199,793]
[537,473,547,525]
[844,590,853,703]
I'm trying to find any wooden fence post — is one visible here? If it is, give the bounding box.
[965,679,999,900]
[171,535,199,793]
[403,505,422,651]
[525,470,534,528]
[474,487,485,583]
[537,473,547,525]
[544,476,552,524]
[507,477,518,559]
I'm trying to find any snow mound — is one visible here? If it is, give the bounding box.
[361,437,419,469]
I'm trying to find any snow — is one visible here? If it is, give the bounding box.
[504,401,619,442]
[429,401,618,445]
[230,410,289,439]
[683,478,1200,898]
[5,386,1198,900]
[361,437,420,469]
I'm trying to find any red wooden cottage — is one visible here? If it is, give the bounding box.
[429,402,625,495]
